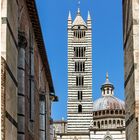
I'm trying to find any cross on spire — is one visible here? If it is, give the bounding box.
[77,0,80,15]
[78,0,80,7]
[106,72,109,81]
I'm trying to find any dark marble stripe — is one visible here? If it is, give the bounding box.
[6,111,17,128]
[125,113,135,127]
[1,57,18,87]
[124,64,135,88]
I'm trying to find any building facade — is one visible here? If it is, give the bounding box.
[67,8,93,133]
[1,0,58,140]
[123,1,139,139]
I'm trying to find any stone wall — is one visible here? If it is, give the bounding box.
[1,0,56,139]
[1,0,18,139]
[123,0,139,140]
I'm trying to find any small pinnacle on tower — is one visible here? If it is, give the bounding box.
[87,11,91,20]
[68,11,72,20]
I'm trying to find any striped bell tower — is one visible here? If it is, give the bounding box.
[67,8,93,133]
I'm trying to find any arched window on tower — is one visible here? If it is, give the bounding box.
[94,121,96,127]
[78,104,82,113]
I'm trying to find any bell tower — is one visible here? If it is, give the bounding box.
[67,8,93,133]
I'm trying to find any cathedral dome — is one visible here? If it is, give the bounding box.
[92,73,125,131]
[93,96,125,111]
[93,73,125,112]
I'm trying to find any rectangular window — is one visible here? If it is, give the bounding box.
[107,88,109,94]
[39,95,46,140]
[76,77,78,86]
[76,76,84,86]
[83,62,85,71]
[78,91,83,100]
[75,61,85,72]
[74,47,86,58]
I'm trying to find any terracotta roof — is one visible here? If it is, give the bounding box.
[25,0,55,93]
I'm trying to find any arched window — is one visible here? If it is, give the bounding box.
[121,120,123,125]
[115,110,118,114]
[120,110,122,114]
[101,121,104,125]
[103,110,105,115]
[113,120,115,124]
[95,112,97,116]
[106,110,109,114]
[78,105,82,113]
[117,120,120,125]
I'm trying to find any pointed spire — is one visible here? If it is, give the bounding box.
[68,11,72,20]
[106,72,109,81]
[87,11,91,20]
[77,8,80,15]
[77,0,80,15]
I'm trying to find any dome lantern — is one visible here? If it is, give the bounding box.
[101,72,114,97]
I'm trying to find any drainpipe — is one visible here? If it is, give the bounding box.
[17,31,27,140]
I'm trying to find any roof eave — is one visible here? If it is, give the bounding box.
[25,0,55,93]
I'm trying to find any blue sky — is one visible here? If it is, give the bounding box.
[36,0,124,120]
